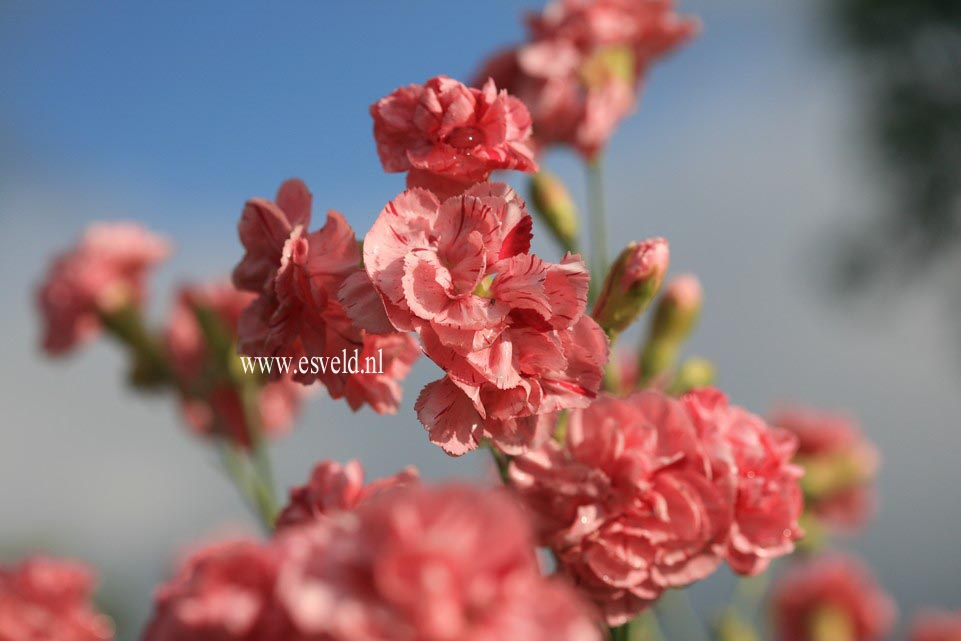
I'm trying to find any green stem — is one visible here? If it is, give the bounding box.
[484,441,511,485]
[237,379,279,529]
[587,156,609,305]
[610,622,631,641]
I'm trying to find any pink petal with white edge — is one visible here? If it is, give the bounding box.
[414,378,484,456]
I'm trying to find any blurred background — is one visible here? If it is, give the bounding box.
[2,1,959,638]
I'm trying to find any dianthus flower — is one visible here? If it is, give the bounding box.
[910,611,961,641]
[371,75,537,197]
[0,556,114,641]
[509,390,730,624]
[165,280,303,447]
[354,182,608,455]
[476,0,698,158]
[276,484,602,641]
[36,222,170,355]
[772,555,896,641]
[141,539,294,641]
[232,178,418,413]
[682,387,804,575]
[771,406,879,533]
[274,459,419,531]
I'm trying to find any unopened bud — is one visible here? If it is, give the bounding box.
[529,171,579,252]
[669,357,717,395]
[649,274,702,344]
[638,274,703,383]
[592,238,669,339]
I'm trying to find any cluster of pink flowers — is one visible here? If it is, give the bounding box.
[0,556,114,641]
[772,555,896,641]
[142,482,602,641]
[510,387,803,624]
[356,182,608,454]
[771,407,880,532]
[476,0,699,158]
[232,178,419,413]
[36,223,170,355]
[29,4,926,641]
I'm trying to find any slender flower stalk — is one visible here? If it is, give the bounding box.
[587,157,609,304]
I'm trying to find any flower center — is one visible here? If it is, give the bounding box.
[446,126,486,150]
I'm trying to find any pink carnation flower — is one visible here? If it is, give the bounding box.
[354,183,608,455]
[276,484,602,641]
[910,611,961,641]
[165,280,303,448]
[510,390,730,625]
[142,539,294,641]
[773,555,896,641]
[0,556,114,641]
[275,459,419,531]
[682,388,804,575]
[232,179,418,413]
[371,75,537,196]
[771,406,880,533]
[36,222,170,355]
[476,0,698,158]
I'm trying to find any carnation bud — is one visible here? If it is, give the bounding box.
[639,274,702,382]
[529,171,579,252]
[592,238,669,340]
[668,357,717,395]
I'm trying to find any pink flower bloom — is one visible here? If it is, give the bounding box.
[165,280,304,448]
[476,0,698,158]
[771,406,880,533]
[342,332,421,414]
[773,555,896,641]
[275,484,602,641]
[275,459,419,531]
[682,388,804,575]
[510,390,731,625]
[371,75,537,194]
[0,556,114,641]
[36,222,170,355]
[232,179,417,413]
[910,611,961,641]
[355,183,608,455]
[142,539,294,641]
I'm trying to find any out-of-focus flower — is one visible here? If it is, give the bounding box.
[276,484,602,641]
[232,179,417,413]
[354,183,608,455]
[476,0,699,158]
[682,387,804,575]
[771,407,879,533]
[165,281,303,448]
[592,238,669,339]
[529,170,580,251]
[142,539,293,641]
[772,555,896,641]
[36,222,170,355]
[274,459,419,531]
[510,390,731,625]
[909,611,961,641]
[0,556,114,641]
[371,75,537,196]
